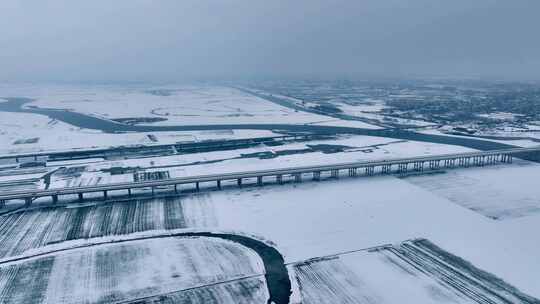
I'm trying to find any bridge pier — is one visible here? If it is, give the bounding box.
[312,171,321,181]
[217,180,222,189]
[0,200,5,208]
[413,162,424,172]
[397,163,407,174]
[480,156,486,166]
[174,184,178,194]
[103,190,108,200]
[381,164,391,174]
[24,197,32,207]
[151,187,155,196]
[128,188,132,196]
[501,154,513,163]
[473,156,484,166]
[237,178,243,187]
[459,157,471,167]
[365,166,374,176]
[429,160,440,170]
[276,175,283,184]
[331,169,339,178]
[348,168,357,177]
[257,176,263,186]
[196,182,200,191]
[78,193,83,202]
[294,173,302,183]
[52,195,58,204]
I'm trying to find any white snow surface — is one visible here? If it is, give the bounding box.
[4,84,379,128]
[403,160,540,219]
[0,236,266,304]
[174,174,540,298]
[0,111,278,154]
[2,164,540,300]
[421,128,540,147]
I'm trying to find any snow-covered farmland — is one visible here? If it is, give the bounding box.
[0,110,279,154]
[6,84,374,127]
[3,171,540,300]
[421,127,540,147]
[0,198,216,259]
[0,237,266,304]
[292,239,537,303]
[185,177,540,299]
[336,98,388,114]
[402,160,540,219]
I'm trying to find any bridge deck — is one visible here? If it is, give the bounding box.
[0,147,538,203]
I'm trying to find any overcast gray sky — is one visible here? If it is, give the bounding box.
[1,0,539,82]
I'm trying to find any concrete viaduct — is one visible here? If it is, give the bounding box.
[1,147,539,208]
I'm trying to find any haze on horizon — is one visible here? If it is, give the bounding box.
[1,0,540,83]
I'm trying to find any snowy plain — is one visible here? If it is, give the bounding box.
[2,170,540,302]
[0,237,266,304]
[1,84,379,128]
[1,83,540,303]
[0,110,279,154]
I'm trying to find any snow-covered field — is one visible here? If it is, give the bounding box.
[248,88,431,128]
[2,168,540,301]
[292,239,537,303]
[3,84,369,127]
[0,237,266,304]
[402,160,540,219]
[0,110,279,154]
[421,127,540,147]
[337,99,388,114]
[351,111,436,127]
[0,197,215,259]
[1,83,539,303]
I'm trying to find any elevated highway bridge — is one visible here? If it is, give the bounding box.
[1,146,539,208]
